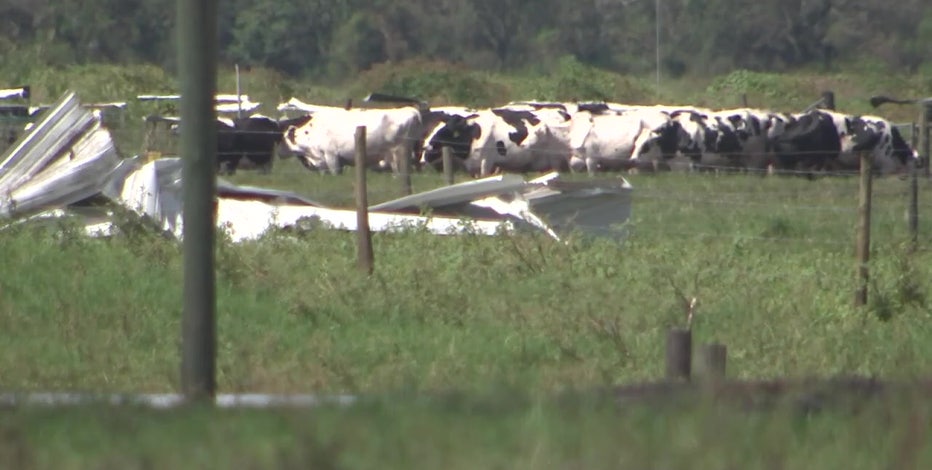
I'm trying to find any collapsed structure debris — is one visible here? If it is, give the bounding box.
[0,91,633,242]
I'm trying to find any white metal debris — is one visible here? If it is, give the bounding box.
[101,156,516,241]
[0,392,357,409]
[0,90,633,243]
[371,171,633,241]
[0,91,123,218]
[277,97,349,114]
[0,86,29,100]
[137,93,261,114]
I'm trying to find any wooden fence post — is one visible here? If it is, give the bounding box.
[821,90,835,110]
[399,146,412,196]
[908,157,919,250]
[355,126,374,275]
[442,145,455,185]
[696,343,727,383]
[855,151,873,308]
[665,328,692,381]
[921,102,931,178]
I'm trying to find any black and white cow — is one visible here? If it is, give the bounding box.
[168,114,286,175]
[281,106,423,175]
[831,112,918,174]
[566,106,684,174]
[420,107,571,176]
[771,110,917,176]
[219,115,287,174]
[769,110,841,176]
[666,107,793,173]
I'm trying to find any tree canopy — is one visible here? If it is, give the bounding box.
[2,0,930,80]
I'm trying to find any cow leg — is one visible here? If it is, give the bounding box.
[586,156,598,177]
[569,154,587,173]
[325,153,343,175]
[480,158,494,177]
[297,154,317,172]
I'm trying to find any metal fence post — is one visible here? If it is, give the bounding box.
[179,0,218,403]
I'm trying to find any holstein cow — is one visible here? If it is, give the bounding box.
[667,108,776,173]
[417,106,479,170]
[771,109,916,177]
[282,106,423,175]
[711,108,778,172]
[219,115,287,174]
[769,110,841,176]
[830,112,917,174]
[567,106,683,174]
[171,115,284,175]
[420,107,572,176]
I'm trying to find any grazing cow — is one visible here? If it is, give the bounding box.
[417,106,479,169]
[711,108,776,171]
[832,114,918,174]
[668,109,762,173]
[770,110,842,176]
[282,106,423,175]
[770,110,916,177]
[567,106,683,174]
[186,115,285,175]
[420,107,571,176]
[169,115,285,175]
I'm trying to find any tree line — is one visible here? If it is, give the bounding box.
[2,0,930,81]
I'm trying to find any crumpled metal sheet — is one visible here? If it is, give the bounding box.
[0,91,122,218]
[0,87,29,100]
[0,90,633,243]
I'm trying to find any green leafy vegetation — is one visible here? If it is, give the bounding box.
[3,395,931,469]
[3,1,932,466]
[2,163,932,394]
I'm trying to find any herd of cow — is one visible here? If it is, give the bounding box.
[208,95,920,178]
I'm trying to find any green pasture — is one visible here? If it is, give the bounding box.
[3,62,932,468]
[5,157,932,469]
[3,394,931,470]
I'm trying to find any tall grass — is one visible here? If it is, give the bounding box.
[2,160,932,394]
[4,60,932,468]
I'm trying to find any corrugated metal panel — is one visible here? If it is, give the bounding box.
[0,91,122,218]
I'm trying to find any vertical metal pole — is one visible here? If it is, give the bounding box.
[355,126,374,275]
[178,0,218,402]
[655,0,661,94]
[855,152,873,308]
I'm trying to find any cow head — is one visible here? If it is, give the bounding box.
[669,111,707,162]
[638,120,683,160]
[890,125,920,167]
[420,114,480,169]
[708,118,743,155]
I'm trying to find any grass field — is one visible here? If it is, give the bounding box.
[3,155,932,467]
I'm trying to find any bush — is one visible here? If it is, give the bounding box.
[510,56,652,103]
[353,59,510,107]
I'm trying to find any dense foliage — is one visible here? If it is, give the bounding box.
[2,0,931,82]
